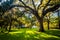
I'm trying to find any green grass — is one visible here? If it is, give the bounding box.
[0,28,60,40]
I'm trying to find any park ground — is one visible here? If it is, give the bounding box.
[0,28,60,40]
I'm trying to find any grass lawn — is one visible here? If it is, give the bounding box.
[0,28,60,40]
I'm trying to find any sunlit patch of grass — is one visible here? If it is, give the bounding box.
[9,31,22,34]
[26,30,35,34]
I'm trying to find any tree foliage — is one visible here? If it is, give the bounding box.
[0,0,60,32]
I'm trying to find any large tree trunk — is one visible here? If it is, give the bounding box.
[39,18,44,32]
[8,17,12,32]
[47,16,50,30]
[9,22,11,32]
[34,13,44,32]
[47,19,49,30]
[58,10,60,29]
[9,25,11,32]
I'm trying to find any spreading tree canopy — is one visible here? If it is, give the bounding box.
[0,0,60,32]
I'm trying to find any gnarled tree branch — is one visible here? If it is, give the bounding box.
[9,4,35,12]
[31,0,36,10]
[37,0,43,10]
[43,4,60,17]
[43,0,51,11]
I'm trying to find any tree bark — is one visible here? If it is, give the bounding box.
[47,19,49,30]
[9,22,11,32]
[34,13,44,32]
[8,16,12,32]
[47,15,50,30]
[39,18,44,32]
[58,10,60,29]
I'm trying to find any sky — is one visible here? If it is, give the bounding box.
[0,0,11,3]
[0,0,6,5]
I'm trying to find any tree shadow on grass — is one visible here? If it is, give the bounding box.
[0,33,25,40]
[10,30,19,32]
[0,29,60,40]
[44,29,60,37]
[44,37,60,40]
